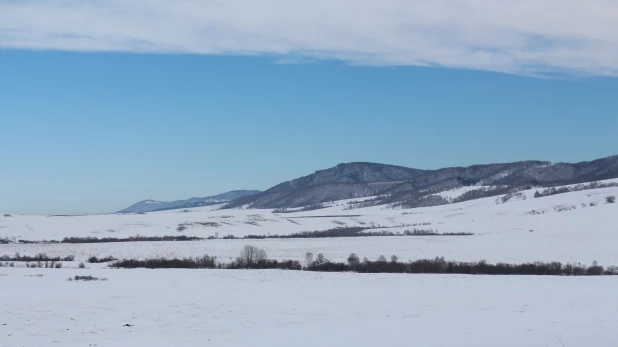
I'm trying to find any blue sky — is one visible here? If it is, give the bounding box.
[1,51,616,214]
[1,1,617,214]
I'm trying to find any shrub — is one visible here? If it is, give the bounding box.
[88,256,118,263]
[225,259,301,270]
[69,275,106,281]
[78,262,86,268]
[606,196,616,204]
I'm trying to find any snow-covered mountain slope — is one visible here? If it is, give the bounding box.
[225,155,618,209]
[1,180,616,264]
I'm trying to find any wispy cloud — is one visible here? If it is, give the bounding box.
[1,0,617,76]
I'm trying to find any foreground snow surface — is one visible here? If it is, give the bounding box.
[1,268,617,347]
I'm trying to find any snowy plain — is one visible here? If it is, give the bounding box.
[1,181,617,346]
[2,268,618,347]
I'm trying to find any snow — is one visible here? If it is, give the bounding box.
[1,268,617,347]
[435,186,492,200]
[1,183,616,264]
[1,181,617,346]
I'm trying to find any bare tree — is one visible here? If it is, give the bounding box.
[305,252,314,265]
[316,253,325,264]
[391,255,398,263]
[377,255,387,262]
[347,253,360,269]
[238,245,267,267]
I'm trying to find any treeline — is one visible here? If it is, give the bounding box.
[309,256,616,276]
[395,195,451,209]
[453,186,520,204]
[8,227,472,245]
[88,256,118,263]
[220,227,472,240]
[13,235,204,244]
[62,235,203,243]
[112,257,302,270]
[402,229,473,236]
[344,197,385,210]
[109,246,617,276]
[111,246,302,270]
[0,253,75,262]
[273,203,328,214]
[534,181,618,199]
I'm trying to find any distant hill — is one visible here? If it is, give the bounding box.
[224,155,618,210]
[117,190,260,213]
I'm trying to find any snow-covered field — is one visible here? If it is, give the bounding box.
[1,182,617,264]
[1,182,617,346]
[1,268,618,347]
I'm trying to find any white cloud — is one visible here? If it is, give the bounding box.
[1,0,617,76]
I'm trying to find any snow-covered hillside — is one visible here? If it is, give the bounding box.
[1,180,617,264]
[1,180,617,347]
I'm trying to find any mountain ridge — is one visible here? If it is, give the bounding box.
[117,190,260,213]
[224,155,618,210]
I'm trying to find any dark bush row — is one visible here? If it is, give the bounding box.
[111,255,218,269]
[68,275,106,281]
[108,250,617,276]
[308,256,617,276]
[16,235,204,244]
[88,256,118,263]
[402,229,473,236]
[225,227,472,240]
[0,253,75,262]
[11,228,473,245]
[62,235,203,243]
[0,261,63,268]
[16,239,61,244]
[111,245,301,270]
[15,235,204,244]
[111,257,303,270]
